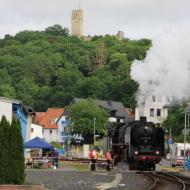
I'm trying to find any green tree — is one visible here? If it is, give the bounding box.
[162,104,190,142]
[109,53,128,70]
[0,116,11,184]
[45,24,69,36]
[0,84,16,98]
[109,79,138,109]
[68,99,108,142]
[0,27,151,111]
[9,117,25,184]
[77,77,106,99]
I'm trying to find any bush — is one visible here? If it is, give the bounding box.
[0,116,25,184]
[0,116,11,184]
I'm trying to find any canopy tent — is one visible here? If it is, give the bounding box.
[24,137,53,150]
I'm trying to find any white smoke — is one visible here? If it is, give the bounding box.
[131,27,190,106]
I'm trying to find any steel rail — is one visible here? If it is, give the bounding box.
[144,171,188,190]
[156,172,186,190]
[168,172,190,186]
[145,172,158,190]
[136,172,158,190]
[139,171,189,190]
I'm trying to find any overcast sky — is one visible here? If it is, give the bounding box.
[0,0,189,39]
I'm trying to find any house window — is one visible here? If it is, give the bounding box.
[61,119,70,126]
[150,108,154,117]
[31,128,34,133]
[152,96,156,102]
[157,109,161,116]
[50,130,52,134]
[42,129,44,134]
[61,131,64,136]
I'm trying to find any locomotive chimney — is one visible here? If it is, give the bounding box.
[140,116,147,122]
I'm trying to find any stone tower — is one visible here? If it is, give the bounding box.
[116,31,125,40]
[71,9,84,37]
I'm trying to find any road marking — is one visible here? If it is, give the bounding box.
[96,173,123,190]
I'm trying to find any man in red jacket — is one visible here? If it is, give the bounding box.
[89,149,97,172]
[105,150,112,172]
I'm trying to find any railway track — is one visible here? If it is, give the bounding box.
[141,171,190,190]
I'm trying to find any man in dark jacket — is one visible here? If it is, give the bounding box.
[52,149,59,168]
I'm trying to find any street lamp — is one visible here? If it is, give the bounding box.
[184,113,187,168]
[94,118,96,145]
[64,126,71,158]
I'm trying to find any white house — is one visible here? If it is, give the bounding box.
[30,123,43,139]
[43,128,58,143]
[0,97,19,122]
[35,108,64,143]
[135,95,171,124]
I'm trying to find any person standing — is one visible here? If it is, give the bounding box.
[75,146,79,158]
[52,149,59,169]
[89,148,97,172]
[105,150,112,172]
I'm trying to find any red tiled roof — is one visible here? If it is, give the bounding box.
[35,112,45,123]
[35,108,64,129]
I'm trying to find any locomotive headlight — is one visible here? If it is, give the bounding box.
[134,151,138,155]
[156,151,160,155]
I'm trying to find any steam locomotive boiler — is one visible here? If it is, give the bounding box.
[109,117,165,170]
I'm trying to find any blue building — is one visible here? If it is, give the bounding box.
[0,97,34,143]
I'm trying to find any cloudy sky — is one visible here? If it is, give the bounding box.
[0,0,189,39]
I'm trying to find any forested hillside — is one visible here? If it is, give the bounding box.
[0,25,151,111]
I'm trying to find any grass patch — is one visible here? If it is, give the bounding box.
[160,166,180,172]
[72,164,89,171]
[59,161,89,171]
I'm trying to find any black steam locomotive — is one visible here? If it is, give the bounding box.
[108,117,165,170]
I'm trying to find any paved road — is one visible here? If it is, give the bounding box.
[25,169,151,190]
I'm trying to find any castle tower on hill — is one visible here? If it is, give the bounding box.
[71,9,84,37]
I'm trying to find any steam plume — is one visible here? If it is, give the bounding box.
[131,27,190,106]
